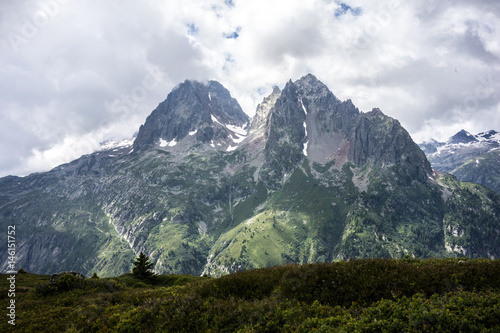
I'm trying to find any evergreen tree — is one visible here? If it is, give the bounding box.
[132,252,155,279]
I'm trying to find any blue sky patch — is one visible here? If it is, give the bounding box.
[257,87,267,95]
[335,2,362,17]
[223,54,236,72]
[187,24,199,36]
[224,27,242,39]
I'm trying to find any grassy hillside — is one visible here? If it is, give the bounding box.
[1,258,500,332]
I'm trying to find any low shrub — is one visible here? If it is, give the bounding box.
[196,258,500,307]
[32,274,123,296]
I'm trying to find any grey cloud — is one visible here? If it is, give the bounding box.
[417,0,500,21]
[451,22,499,63]
[0,117,39,175]
[146,32,213,84]
[257,12,326,63]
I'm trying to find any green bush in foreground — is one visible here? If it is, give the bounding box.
[295,292,500,332]
[198,258,500,306]
[1,258,499,332]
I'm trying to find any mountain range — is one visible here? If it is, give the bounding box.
[1,74,499,277]
[419,130,500,194]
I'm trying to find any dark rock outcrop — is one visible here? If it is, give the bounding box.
[349,108,432,182]
[262,80,307,186]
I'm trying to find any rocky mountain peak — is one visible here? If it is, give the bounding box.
[418,129,500,192]
[133,79,249,151]
[205,80,249,126]
[450,129,478,144]
[294,73,340,105]
[477,130,499,140]
[255,74,433,185]
[419,139,445,155]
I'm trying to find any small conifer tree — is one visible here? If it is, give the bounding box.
[132,252,155,279]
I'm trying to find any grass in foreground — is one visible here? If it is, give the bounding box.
[1,258,500,332]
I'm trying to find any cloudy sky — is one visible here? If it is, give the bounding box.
[0,0,499,177]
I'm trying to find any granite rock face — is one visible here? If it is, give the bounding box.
[262,80,308,187]
[349,109,432,183]
[261,74,431,186]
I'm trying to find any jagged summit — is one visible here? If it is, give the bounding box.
[258,74,431,186]
[294,73,341,108]
[133,79,249,152]
[450,129,478,144]
[478,130,500,141]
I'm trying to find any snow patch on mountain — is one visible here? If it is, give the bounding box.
[303,141,309,156]
[226,123,248,136]
[212,114,248,138]
[211,114,222,125]
[231,134,246,144]
[300,98,308,115]
[99,138,134,151]
[159,138,177,147]
[303,121,309,156]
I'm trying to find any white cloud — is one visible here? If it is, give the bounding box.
[0,0,499,176]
